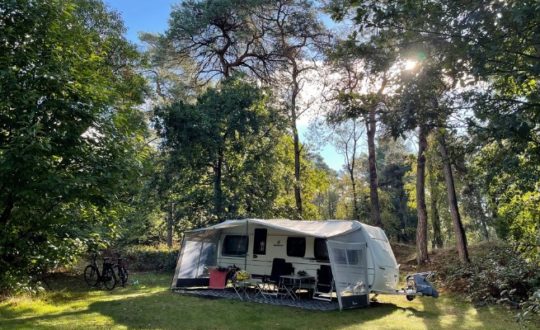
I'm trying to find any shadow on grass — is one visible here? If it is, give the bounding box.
[4,273,531,330]
[1,290,434,330]
[370,300,439,318]
[0,309,89,328]
[89,293,420,330]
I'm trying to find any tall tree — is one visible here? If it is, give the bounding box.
[332,0,539,258]
[331,119,364,220]
[377,137,416,241]
[415,125,430,263]
[437,130,470,262]
[325,39,394,227]
[165,0,329,220]
[0,0,148,291]
[164,0,274,219]
[427,137,444,249]
[331,0,476,263]
[265,0,328,218]
[154,75,285,221]
[365,86,385,228]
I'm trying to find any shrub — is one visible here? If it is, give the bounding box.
[109,245,178,273]
[433,242,539,318]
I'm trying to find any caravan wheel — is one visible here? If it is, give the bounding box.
[406,295,415,301]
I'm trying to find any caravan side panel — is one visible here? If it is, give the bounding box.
[215,224,330,278]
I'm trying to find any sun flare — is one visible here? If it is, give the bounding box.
[404,59,418,70]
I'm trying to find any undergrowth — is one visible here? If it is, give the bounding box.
[427,242,539,322]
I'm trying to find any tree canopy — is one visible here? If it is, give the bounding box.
[0,0,149,291]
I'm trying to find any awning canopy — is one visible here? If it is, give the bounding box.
[188,219,365,238]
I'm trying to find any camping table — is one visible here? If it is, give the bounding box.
[279,275,316,301]
[232,279,261,301]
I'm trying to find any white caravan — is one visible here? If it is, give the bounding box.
[172,219,401,309]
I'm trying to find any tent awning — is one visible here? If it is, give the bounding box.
[188,219,364,238]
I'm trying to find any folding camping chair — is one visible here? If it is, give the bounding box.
[258,258,294,298]
[313,265,334,301]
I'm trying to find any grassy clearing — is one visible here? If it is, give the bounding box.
[0,272,537,330]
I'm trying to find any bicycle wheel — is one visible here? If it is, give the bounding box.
[102,267,117,290]
[115,265,128,287]
[120,266,129,287]
[84,265,99,287]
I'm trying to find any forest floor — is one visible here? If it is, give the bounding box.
[1,271,538,330]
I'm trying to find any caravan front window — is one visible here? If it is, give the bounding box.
[222,235,248,256]
[333,248,359,265]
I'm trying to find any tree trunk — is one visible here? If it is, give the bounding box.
[473,187,490,241]
[349,169,359,220]
[398,188,409,243]
[366,108,382,227]
[213,150,224,221]
[0,196,14,226]
[416,125,430,264]
[428,157,443,249]
[292,122,303,218]
[430,192,443,249]
[290,63,303,219]
[438,131,470,263]
[167,203,174,248]
[479,214,489,241]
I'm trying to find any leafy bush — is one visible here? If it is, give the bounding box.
[432,242,539,318]
[113,245,178,272]
[517,290,540,322]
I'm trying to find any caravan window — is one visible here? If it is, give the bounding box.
[222,235,248,256]
[314,238,329,261]
[253,228,267,255]
[287,237,306,257]
[333,248,359,265]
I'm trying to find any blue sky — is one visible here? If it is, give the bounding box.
[104,0,345,171]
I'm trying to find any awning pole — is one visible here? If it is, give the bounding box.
[244,220,248,271]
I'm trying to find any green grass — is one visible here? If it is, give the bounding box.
[0,273,537,330]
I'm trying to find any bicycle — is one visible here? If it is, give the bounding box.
[114,255,129,287]
[84,254,117,290]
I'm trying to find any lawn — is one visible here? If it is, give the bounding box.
[0,273,536,330]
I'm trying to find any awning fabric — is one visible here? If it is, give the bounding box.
[188,218,364,238]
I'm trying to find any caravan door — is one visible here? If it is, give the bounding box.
[327,241,369,310]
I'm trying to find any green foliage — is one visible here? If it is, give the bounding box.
[271,137,331,220]
[0,0,148,293]
[468,140,540,258]
[120,245,177,272]
[435,243,539,316]
[376,138,417,241]
[499,189,540,260]
[154,75,287,223]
